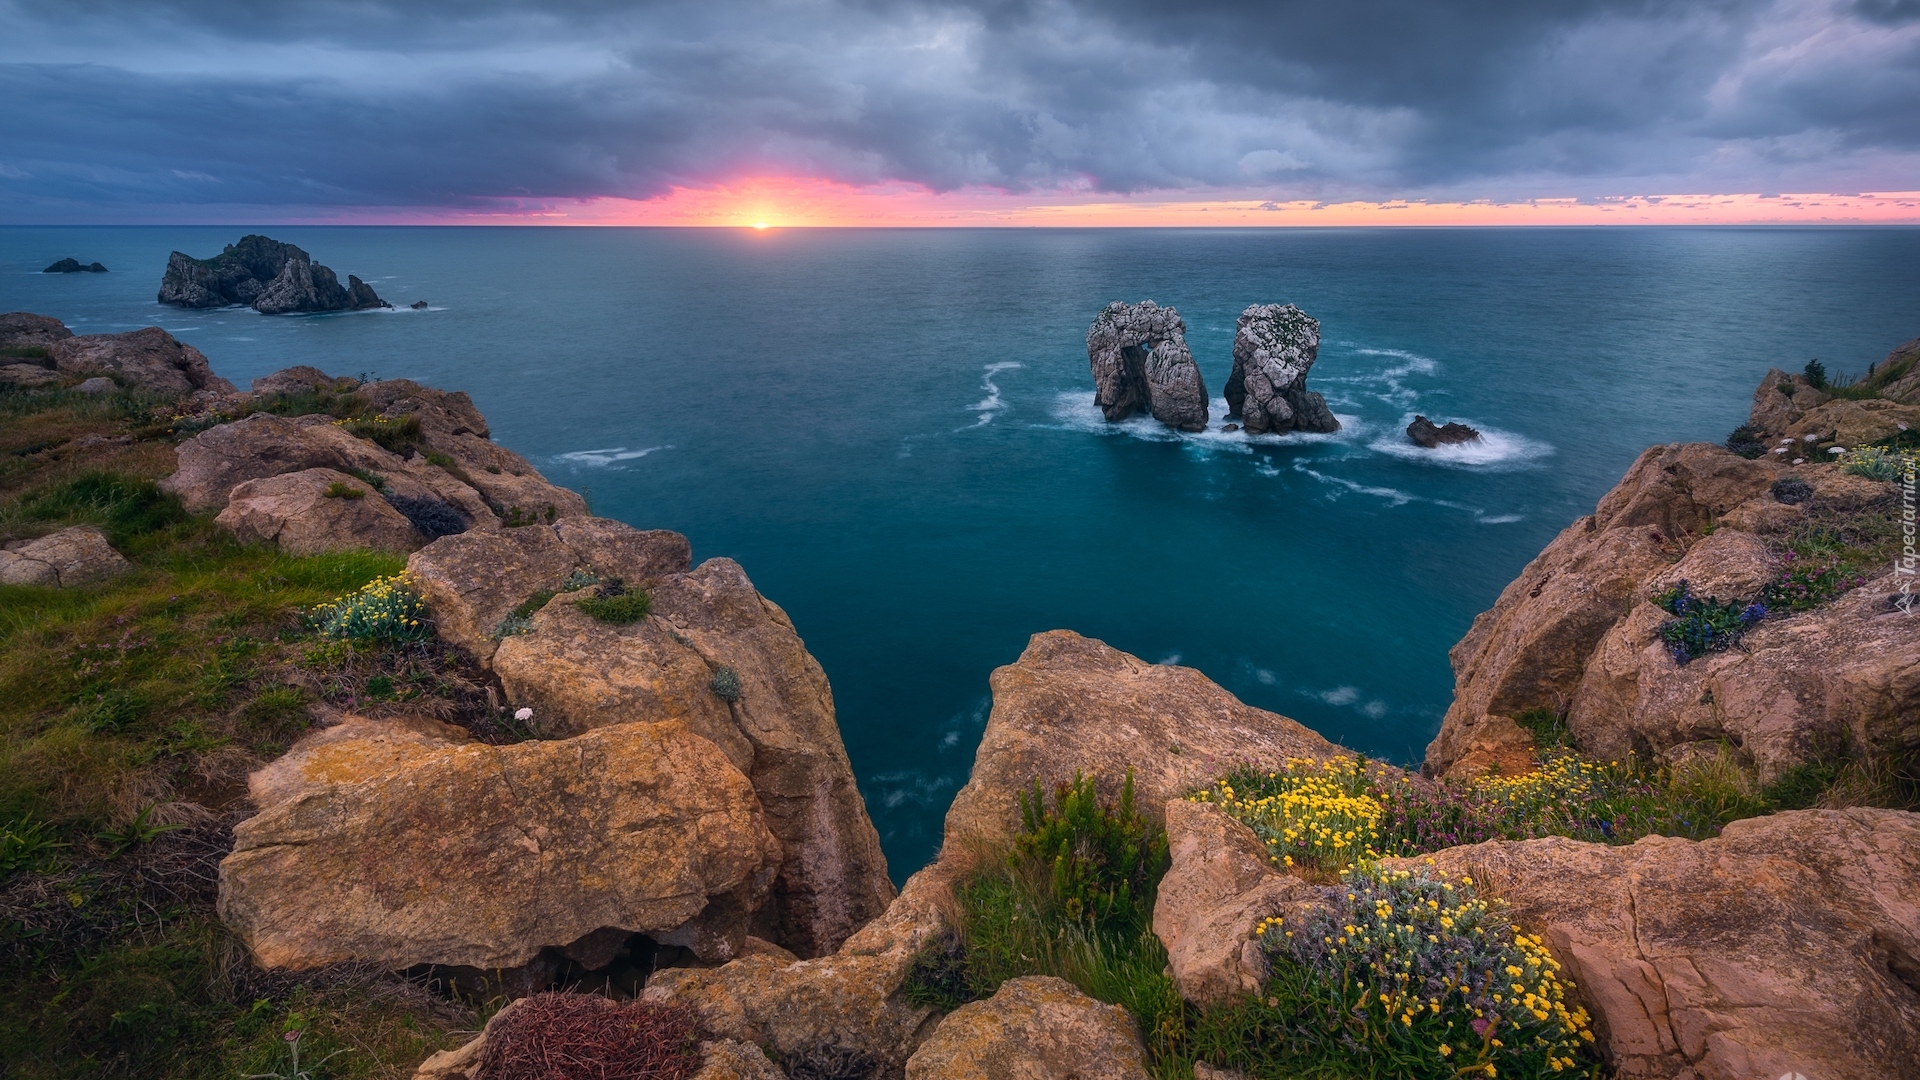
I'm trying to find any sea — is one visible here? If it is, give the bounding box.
[4,225,1917,878]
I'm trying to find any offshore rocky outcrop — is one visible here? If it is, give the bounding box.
[1086,301,1208,431]
[1407,414,1481,447]
[43,258,107,273]
[159,234,390,313]
[1224,303,1337,434]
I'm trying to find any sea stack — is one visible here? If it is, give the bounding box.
[1225,303,1339,434]
[158,234,391,314]
[1406,415,1482,447]
[1086,300,1208,432]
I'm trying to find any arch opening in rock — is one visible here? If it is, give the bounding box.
[1087,300,1208,432]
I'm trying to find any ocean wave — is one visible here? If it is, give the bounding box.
[553,445,670,468]
[966,361,1022,427]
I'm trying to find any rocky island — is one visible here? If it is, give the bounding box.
[158,234,392,314]
[42,258,108,273]
[1406,414,1481,447]
[1,311,1916,1080]
[1225,303,1339,434]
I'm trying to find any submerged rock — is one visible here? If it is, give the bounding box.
[47,327,237,397]
[1391,809,1920,1080]
[42,258,107,273]
[1406,414,1481,447]
[158,234,390,313]
[1225,304,1337,434]
[1086,301,1208,431]
[903,976,1150,1080]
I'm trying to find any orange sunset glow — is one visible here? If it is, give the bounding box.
[412,179,1920,227]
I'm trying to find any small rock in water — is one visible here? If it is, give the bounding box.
[1222,423,1239,432]
[410,300,429,310]
[1407,414,1482,448]
[43,258,108,273]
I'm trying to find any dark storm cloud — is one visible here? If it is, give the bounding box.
[0,0,1915,215]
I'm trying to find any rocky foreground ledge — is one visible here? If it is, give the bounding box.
[4,312,1917,1080]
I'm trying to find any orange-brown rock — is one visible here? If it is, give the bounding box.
[163,412,410,513]
[903,975,1150,1080]
[219,720,782,972]
[1427,443,1773,778]
[1872,336,1920,404]
[644,868,950,1077]
[496,555,894,958]
[1152,799,1320,1005]
[945,631,1339,850]
[1785,396,1920,447]
[215,467,426,554]
[1390,809,1920,1080]
[1746,367,1828,437]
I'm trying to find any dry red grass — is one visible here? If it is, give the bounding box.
[476,993,700,1080]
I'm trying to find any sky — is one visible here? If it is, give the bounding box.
[2,0,1918,225]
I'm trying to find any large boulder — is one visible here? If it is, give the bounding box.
[1746,367,1828,438]
[159,235,389,313]
[163,413,411,513]
[1872,336,1920,404]
[46,327,237,397]
[1390,810,1920,1080]
[945,631,1339,850]
[0,311,73,352]
[0,526,132,587]
[495,555,895,958]
[903,976,1151,1080]
[1426,443,1774,778]
[644,869,951,1079]
[1152,799,1320,1006]
[1225,304,1338,435]
[1785,397,1920,447]
[215,468,427,555]
[1086,301,1208,431]
[219,719,783,973]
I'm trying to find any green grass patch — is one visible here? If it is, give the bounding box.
[573,583,652,624]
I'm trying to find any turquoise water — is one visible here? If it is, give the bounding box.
[5,226,1918,876]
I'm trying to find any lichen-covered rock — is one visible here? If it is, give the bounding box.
[1746,367,1828,437]
[159,235,389,313]
[1785,397,1920,447]
[0,311,73,351]
[1225,304,1337,435]
[0,525,132,587]
[215,468,426,555]
[46,327,237,397]
[407,525,582,661]
[219,720,782,972]
[1388,810,1920,1080]
[498,555,894,958]
[1153,800,1320,1005]
[247,713,470,810]
[162,413,405,513]
[1426,443,1773,778]
[644,868,950,1078]
[554,516,693,584]
[1086,301,1208,431]
[945,631,1338,850]
[903,976,1150,1080]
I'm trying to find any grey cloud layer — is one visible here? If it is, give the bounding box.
[1,0,1915,215]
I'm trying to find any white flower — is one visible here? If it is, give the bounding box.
[514,707,534,721]
[1792,458,1805,465]
[1803,434,1818,442]
[1771,448,1788,454]
[1827,446,1845,454]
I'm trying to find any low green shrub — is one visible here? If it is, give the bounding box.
[308,575,431,642]
[1723,424,1767,459]
[493,590,555,638]
[343,467,389,493]
[1512,706,1569,749]
[0,814,66,875]
[1840,445,1915,482]
[574,582,652,624]
[709,665,742,701]
[323,481,365,500]
[336,414,421,453]
[1653,581,1765,665]
[1804,359,1827,390]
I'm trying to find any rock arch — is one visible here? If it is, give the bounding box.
[1226,303,1338,434]
[1086,301,1209,432]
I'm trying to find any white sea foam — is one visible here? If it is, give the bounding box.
[1293,462,1418,506]
[1156,651,1184,666]
[965,361,1023,427]
[1367,419,1554,470]
[554,445,670,468]
[1047,391,1363,453]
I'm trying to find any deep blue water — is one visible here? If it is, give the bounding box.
[4,226,1917,877]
